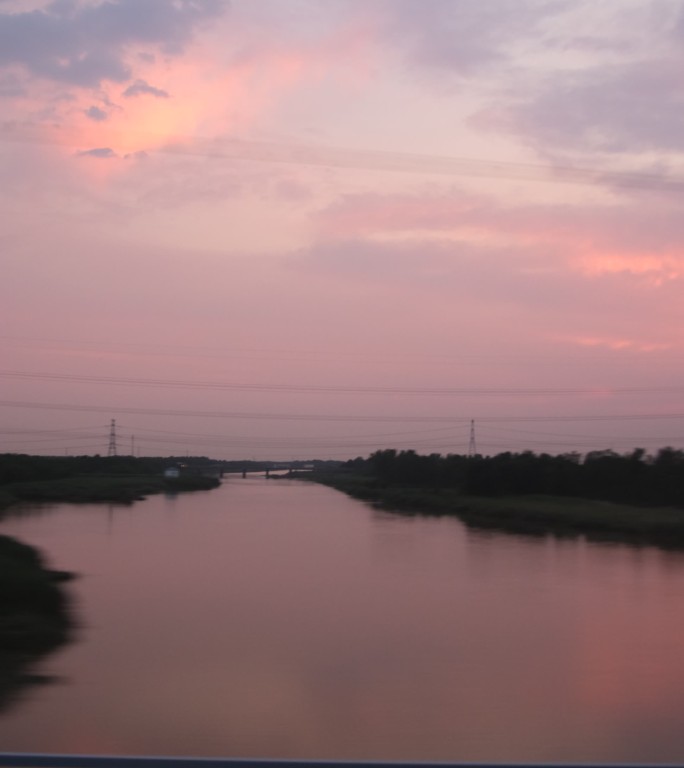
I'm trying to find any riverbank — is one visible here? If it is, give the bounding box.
[0,533,75,712]
[0,473,220,512]
[0,534,73,652]
[308,472,684,548]
[0,468,220,710]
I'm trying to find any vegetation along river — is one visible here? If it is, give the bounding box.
[2,475,684,763]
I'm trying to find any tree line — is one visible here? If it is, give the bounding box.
[0,454,342,486]
[343,447,684,508]
[0,454,206,485]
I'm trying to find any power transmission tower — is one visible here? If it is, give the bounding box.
[108,419,118,457]
[468,419,477,457]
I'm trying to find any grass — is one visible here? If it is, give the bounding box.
[308,471,684,548]
[0,534,74,655]
[0,534,75,713]
[0,473,220,511]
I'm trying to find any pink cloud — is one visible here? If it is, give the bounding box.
[315,190,684,284]
[553,335,673,353]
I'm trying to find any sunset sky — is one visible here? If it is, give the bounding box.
[2,0,684,460]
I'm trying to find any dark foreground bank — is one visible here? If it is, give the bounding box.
[308,472,684,549]
[0,534,75,713]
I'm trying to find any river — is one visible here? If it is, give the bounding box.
[2,476,684,762]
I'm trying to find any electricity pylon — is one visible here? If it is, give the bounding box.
[468,419,477,457]
[108,418,118,457]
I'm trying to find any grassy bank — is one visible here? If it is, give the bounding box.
[308,472,684,548]
[0,533,75,712]
[0,473,220,511]
[0,534,73,653]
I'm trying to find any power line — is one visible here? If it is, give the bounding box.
[4,123,684,194]
[2,397,684,425]
[106,422,681,450]
[1,333,681,364]
[2,369,684,398]
[0,433,102,445]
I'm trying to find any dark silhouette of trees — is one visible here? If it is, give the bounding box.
[0,454,219,487]
[346,447,684,509]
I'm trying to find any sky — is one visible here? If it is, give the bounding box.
[2,0,684,460]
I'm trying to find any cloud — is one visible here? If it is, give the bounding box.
[469,2,684,160]
[315,188,684,285]
[76,146,117,158]
[85,105,107,121]
[123,78,169,99]
[317,189,491,238]
[373,0,569,75]
[508,58,684,155]
[557,335,672,353]
[0,0,228,87]
[300,179,684,360]
[0,70,25,97]
[291,230,684,357]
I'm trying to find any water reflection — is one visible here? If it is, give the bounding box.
[1,478,684,762]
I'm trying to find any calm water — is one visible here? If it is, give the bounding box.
[2,476,684,762]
